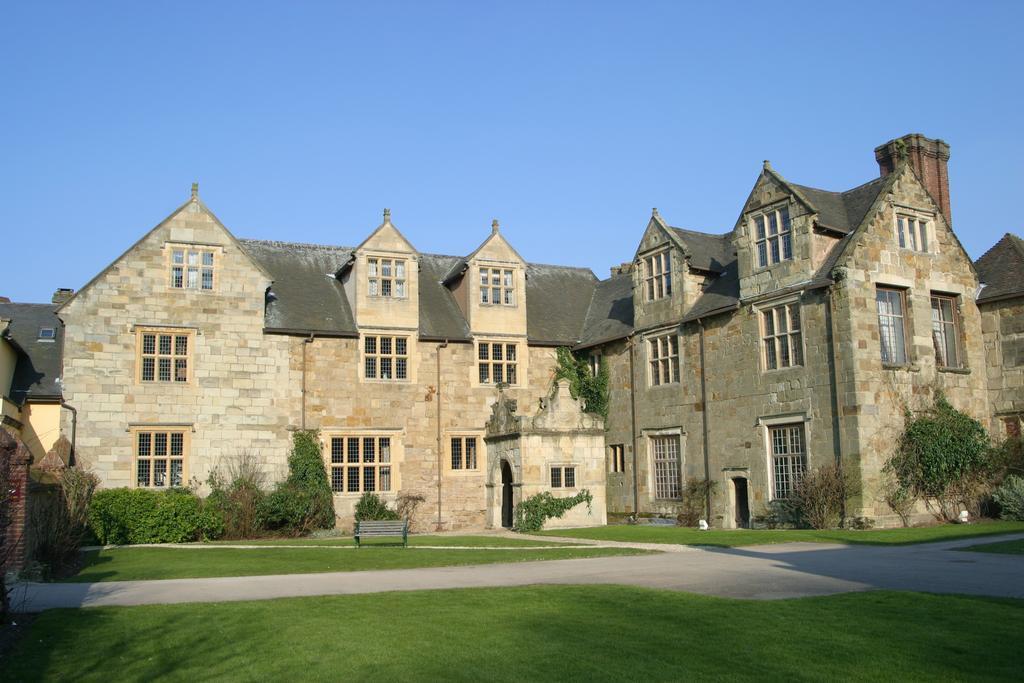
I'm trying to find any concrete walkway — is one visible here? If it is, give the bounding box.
[10,532,1024,611]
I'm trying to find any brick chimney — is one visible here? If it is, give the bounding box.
[51,288,74,305]
[875,133,951,225]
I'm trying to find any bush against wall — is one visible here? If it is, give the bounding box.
[396,492,426,531]
[90,488,222,545]
[675,478,717,527]
[993,475,1024,521]
[28,467,99,575]
[206,450,267,539]
[259,430,335,535]
[785,463,859,530]
[887,393,991,521]
[554,347,609,418]
[514,490,593,533]
[354,493,400,522]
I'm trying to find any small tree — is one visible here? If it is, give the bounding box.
[260,430,335,534]
[887,394,990,521]
[785,463,859,530]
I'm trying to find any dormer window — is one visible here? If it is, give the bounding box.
[170,247,215,290]
[754,206,792,268]
[368,258,406,298]
[642,250,671,301]
[897,214,930,253]
[480,267,515,305]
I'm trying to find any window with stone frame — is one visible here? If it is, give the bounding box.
[138,329,192,383]
[364,335,408,381]
[477,341,518,385]
[135,429,187,488]
[367,257,407,298]
[550,465,576,489]
[769,423,807,500]
[169,246,216,291]
[642,250,672,301]
[648,332,680,386]
[450,435,479,471]
[762,302,803,370]
[930,293,963,368]
[327,435,395,494]
[753,205,792,268]
[479,267,516,306]
[651,435,682,500]
[876,287,909,365]
[609,444,626,473]
[896,214,930,253]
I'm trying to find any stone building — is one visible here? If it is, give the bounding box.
[52,133,1022,530]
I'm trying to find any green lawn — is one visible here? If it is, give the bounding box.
[62,545,643,582]
[203,535,570,548]
[5,587,1021,681]
[536,520,1024,547]
[960,538,1024,555]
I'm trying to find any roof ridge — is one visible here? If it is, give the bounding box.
[669,226,732,239]
[525,262,596,274]
[0,302,58,309]
[239,237,354,251]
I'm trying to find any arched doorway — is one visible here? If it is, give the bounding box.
[732,477,750,528]
[501,460,514,528]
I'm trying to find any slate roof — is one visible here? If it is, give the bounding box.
[239,239,597,345]
[239,240,356,336]
[790,176,887,234]
[669,228,735,273]
[975,233,1024,303]
[0,302,63,404]
[576,273,634,349]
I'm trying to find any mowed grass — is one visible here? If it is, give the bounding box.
[536,519,1024,547]
[62,545,643,582]
[5,587,1022,682]
[203,535,570,548]
[960,538,1024,555]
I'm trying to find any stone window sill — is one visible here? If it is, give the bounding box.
[882,363,921,372]
[938,366,971,375]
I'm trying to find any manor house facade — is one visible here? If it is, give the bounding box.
[50,133,1019,529]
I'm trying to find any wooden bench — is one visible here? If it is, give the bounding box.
[355,520,408,547]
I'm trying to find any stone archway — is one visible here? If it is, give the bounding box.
[500,460,514,528]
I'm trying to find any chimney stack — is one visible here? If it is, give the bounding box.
[51,288,74,305]
[875,133,951,225]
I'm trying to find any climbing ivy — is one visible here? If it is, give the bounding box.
[554,347,609,419]
[514,489,593,532]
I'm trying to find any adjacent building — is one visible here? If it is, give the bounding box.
[47,133,1024,529]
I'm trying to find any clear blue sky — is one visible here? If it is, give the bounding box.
[2,1,1022,303]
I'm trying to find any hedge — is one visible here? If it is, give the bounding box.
[90,488,223,545]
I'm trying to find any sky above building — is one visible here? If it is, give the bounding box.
[2,1,1022,303]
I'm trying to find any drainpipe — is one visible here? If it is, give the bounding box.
[301,334,314,430]
[60,400,77,466]
[628,335,639,520]
[826,287,848,522]
[436,339,449,531]
[698,319,712,522]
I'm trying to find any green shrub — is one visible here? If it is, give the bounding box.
[90,488,221,545]
[675,478,717,527]
[259,431,335,534]
[993,475,1024,521]
[887,394,991,521]
[554,347,609,418]
[354,493,400,521]
[514,490,593,532]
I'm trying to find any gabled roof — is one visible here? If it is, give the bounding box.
[0,302,63,403]
[239,238,599,345]
[975,233,1024,304]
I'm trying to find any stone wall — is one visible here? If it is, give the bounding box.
[980,297,1024,435]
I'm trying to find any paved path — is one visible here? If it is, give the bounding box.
[10,532,1024,612]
